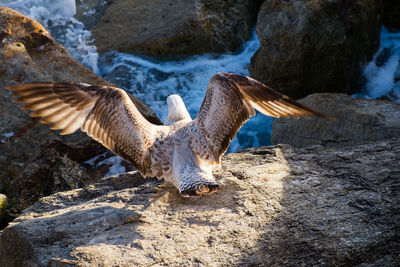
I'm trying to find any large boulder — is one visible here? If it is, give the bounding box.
[0,141,399,266]
[249,0,382,98]
[91,0,260,56]
[0,7,161,217]
[271,93,400,148]
[6,140,103,216]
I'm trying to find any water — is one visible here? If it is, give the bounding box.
[358,27,400,102]
[98,31,272,151]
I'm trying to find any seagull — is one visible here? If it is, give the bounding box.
[6,73,329,197]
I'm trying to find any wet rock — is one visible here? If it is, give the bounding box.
[91,0,260,56]
[271,93,400,148]
[0,141,399,266]
[249,0,382,98]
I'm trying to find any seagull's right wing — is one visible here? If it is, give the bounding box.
[6,83,161,173]
[195,73,332,162]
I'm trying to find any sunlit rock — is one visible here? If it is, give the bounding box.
[0,142,399,265]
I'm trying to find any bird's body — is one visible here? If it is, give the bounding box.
[6,73,330,197]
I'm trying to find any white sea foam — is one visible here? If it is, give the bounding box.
[99,30,273,151]
[83,153,126,177]
[2,0,100,73]
[99,156,126,177]
[361,27,400,102]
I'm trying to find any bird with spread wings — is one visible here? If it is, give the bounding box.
[7,73,330,197]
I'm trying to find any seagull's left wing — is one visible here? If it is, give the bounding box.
[195,73,331,162]
[6,82,162,174]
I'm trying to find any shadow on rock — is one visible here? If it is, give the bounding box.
[1,142,399,266]
[239,141,400,266]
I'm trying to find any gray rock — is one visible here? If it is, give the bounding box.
[249,0,382,98]
[0,141,399,266]
[91,0,260,56]
[271,93,400,148]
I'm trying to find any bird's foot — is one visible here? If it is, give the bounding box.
[180,183,220,198]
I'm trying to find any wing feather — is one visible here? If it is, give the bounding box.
[6,83,161,173]
[195,73,331,161]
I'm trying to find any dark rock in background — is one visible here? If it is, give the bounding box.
[249,0,382,98]
[91,0,261,56]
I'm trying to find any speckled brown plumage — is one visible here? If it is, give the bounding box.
[6,73,330,197]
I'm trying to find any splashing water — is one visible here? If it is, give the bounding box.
[98,31,273,151]
[3,0,100,73]
[360,27,400,102]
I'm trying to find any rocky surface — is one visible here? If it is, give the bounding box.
[249,0,382,98]
[91,0,260,56]
[6,141,103,215]
[383,0,400,30]
[0,141,399,266]
[271,93,400,148]
[0,7,161,219]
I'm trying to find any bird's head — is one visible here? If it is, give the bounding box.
[165,94,191,125]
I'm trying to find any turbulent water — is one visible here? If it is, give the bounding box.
[97,33,270,151]
[358,27,400,102]
[3,0,272,151]
[3,0,100,73]
[3,1,400,158]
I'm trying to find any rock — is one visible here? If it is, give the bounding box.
[0,7,161,191]
[0,141,399,266]
[382,0,400,30]
[249,0,382,98]
[271,93,400,148]
[91,0,260,56]
[6,140,104,215]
